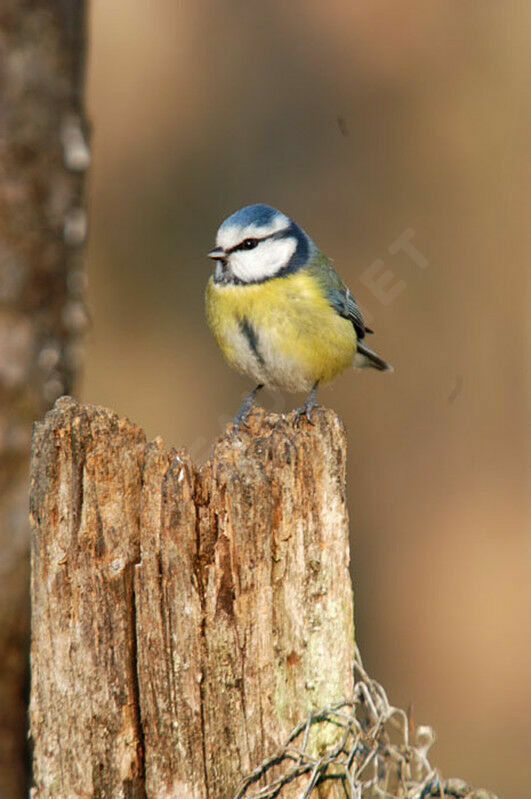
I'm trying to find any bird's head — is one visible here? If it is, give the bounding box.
[208,204,313,284]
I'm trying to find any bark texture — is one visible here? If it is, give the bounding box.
[30,397,355,798]
[0,4,89,796]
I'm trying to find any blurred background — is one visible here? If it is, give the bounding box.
[83,2,530,796]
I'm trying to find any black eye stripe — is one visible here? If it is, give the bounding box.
[236,238,259,252]
[225,228,290,255]
[227,237,259,254]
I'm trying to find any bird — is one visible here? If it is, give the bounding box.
[205,203,392,428]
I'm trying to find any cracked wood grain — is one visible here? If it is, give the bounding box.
[30,397,355,798]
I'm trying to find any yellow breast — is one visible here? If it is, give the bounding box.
[205,271,357,392]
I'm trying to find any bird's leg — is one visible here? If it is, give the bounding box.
[233,384,264,432]
[294,381,319,424]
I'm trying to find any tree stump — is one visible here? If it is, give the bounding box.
[30,397,355,798]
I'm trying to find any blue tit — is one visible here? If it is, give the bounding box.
[205,203,392,427]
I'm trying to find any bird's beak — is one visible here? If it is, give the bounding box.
[208,247,226,260]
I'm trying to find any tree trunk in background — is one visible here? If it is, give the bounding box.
[0,3,89,795]
[29,399,355,798]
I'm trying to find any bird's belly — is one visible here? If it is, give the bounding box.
[220,324,270,385]
[218,316,356,393]
[251,325,345,391]
[206,274,357,392]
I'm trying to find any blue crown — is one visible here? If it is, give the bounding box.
[219,203,283,231]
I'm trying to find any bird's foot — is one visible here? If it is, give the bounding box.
[293,399,318,425]
[293,383,319,425]
[232,384,264,434]
[232,408,252,434]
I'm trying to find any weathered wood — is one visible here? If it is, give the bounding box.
[30,397,354,798]
[0,4,89,795]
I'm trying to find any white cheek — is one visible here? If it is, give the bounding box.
[230,238,297,282]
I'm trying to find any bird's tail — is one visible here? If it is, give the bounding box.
[354,342,393,372]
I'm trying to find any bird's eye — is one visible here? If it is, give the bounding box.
[240,238,258,250]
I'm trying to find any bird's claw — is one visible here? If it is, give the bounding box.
[232,412,251,435]
[293,401,318,426]
[232,384,264,435]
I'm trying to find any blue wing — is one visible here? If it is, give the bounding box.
[306,251,374,340]
[326,286,373,340]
